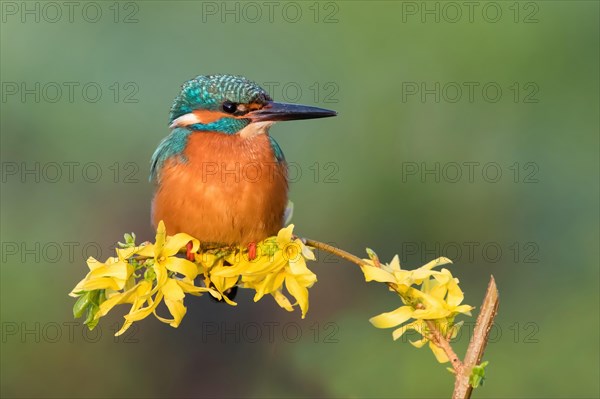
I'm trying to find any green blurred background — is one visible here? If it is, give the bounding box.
[1,1,598,397]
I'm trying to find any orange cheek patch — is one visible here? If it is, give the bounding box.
[246,102,263,111]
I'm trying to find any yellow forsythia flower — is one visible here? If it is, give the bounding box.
[210,224,317,318]
[70,222,318,335]
[362,254,473,363]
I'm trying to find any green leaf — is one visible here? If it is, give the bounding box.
[448,320,464,340]
[469,361,489,388]
[125,233,136,245]
[98,289,107,305]
[73,292,92,318]
[118,232,137,248]
[365,248,378,261]
[84,304,100,330]
[88,290,100,306]
[144,267,156,281]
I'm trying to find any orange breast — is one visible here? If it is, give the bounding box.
[151,132,288,246]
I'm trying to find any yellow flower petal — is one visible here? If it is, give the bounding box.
[115,320,134,336]
[410,337,429,348]
[410,268,439,283]
[291,255,313,272]
[134,244,156,258]
[272,290,294,312]
[392,320,422,340]
[299,241,316,261]
[361,265,396,283]
[161,278,185,301]
[153,279,187,327]
[422,257,452,270]
[153,261,169,290]
[80,277,124,291]
[211,273,238,293]
[96,281,152,319]
[164,257,199,280]
[412,306,450,320]
[219,292,238,306]
[427,280,448,301]
[163,233,199,257]
[429,341,449,363]
[155,221,167,254]
[206,274,238,305]
[285,275,309,318]
[214,253,284,277]
[276,224,295,247]
[71,258,134,294]
[445,277,465,308]
[454,304,474,315]
[125,291,164,322]
[88,261,132,282]
[86,257,105,271]
[387,255,401,272]
[431,268,452,285]
[370,306,414,329]
[156,298,186,327]
[176,280,219,297]
[252,271,285,302]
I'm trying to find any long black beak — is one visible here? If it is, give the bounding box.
[248,101,337,122]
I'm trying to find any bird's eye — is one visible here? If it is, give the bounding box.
[222,101,237,114]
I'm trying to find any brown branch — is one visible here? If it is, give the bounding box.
[452,276,500,399]
[303,238,369,268]
[426,319,464,372]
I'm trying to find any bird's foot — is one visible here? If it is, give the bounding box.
[247,242,257,261]
[186,241,195,261]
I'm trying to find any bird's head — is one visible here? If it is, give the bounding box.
[168,74,336,137]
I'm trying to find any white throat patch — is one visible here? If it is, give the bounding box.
[169,113,201,129]
[238,121,274,138]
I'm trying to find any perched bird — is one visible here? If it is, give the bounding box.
[150,74,336,257]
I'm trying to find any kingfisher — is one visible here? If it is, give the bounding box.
[150,74,336,258]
